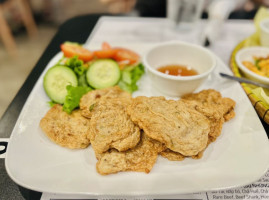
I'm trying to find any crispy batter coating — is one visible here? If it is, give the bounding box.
[160,138,211,161]
[160,149,185,161]
[127,96,210,156]
[182,89,236,141]
[40,104,91,149]
[181,99,224,142]
[96,133,165,175]
[80,86,131,118]
[89,97,141,154]
[182,89,236,122]
[40,87,236,173]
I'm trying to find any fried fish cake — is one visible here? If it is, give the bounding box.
[96,133,165,175]
[181,99,224,142]
[160,149,185,161]
[160,148,205,161]
[80,86,131,118]
[182,89,236,122]
[182,89,236,141]
[127,96,210,156]
[160,138,211,161]
[89,97,141,154]
[40,104,91,149]
[160,90,236,161]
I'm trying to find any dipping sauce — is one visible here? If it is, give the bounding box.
[157,65,198,76]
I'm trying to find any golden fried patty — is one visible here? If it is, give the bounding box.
[182,89,236,122]
[40,104,91,149]
[89,97,141,154]
[182,89,236,141]
[96,133,165,175]
[80,86,131,119]
[127,96,210,156]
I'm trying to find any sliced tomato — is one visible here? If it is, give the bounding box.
[113,48,140,65]
[94,42,116,59]
[94,49,116,59]
[60,42,94,62]
[102,42,111,50]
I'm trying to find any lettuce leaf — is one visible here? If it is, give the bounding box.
[65,56,86,76]
[78,73,90,87]
[63,85,91,114]
[118,63,145,93]
[48,101,57,107]
[64,56,90,87]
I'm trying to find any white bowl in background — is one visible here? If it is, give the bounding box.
[260,18,269,47]
[143,41,216,97]
[235,47,269,85]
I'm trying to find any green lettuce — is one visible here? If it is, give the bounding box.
[118,63,145,93]
[65,56,86,76]
[48,101,57,107]
[63,85,91,114]
[64,56,90,87]
[78,73,90,87]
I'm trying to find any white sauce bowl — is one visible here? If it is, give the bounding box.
[143,41,216,97]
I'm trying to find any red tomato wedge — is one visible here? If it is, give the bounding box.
[94,42,116,59]
[60,42,94,62]
[102,42,111,50]
[113,48,140,65]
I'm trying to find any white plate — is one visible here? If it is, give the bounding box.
[5,44,269,196]
[235,46,269,84]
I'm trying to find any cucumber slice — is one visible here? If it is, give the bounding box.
[43,66,78,104]
[86,59,120,89]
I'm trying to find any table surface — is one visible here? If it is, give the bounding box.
[0,14,268,200]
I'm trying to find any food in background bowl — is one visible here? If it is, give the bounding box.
[143,41,216,97]
[242,55,269,77]
[235,47,269,84]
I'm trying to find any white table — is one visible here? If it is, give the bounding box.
[85,17,255,65]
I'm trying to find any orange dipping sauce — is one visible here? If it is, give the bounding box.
[157,65,198,76]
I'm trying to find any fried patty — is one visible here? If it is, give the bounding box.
[89,97,141,154]
[127,96,210,156]
[96,133,165,175]
[182,89,236,141]
[40,104,91,149]
[182,89,236,122]
[159,89,236,161]
[80,86,131,119]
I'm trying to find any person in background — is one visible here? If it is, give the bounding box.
[100,0,268,19]
[100,0,166,17]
